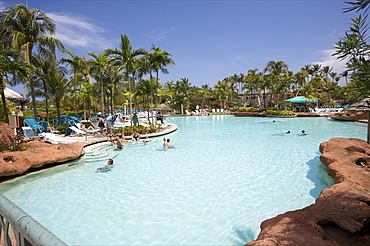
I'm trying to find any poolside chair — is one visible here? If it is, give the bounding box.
[69,126,87,136]
[24,118,44,133]
[40,133,77,143]
[69,125,103,137]
[22,127,42,140]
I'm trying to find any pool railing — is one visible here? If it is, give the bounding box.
[0,194,67,246]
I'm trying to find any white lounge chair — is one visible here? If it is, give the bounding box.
[22,127,42,140]
[69,126,87,136]
[40,133,77,143]
[69,125,103,138]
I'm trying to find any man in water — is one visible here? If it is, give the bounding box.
[96,159,115,172]
[163,137,173,150]
[116,135,125,149]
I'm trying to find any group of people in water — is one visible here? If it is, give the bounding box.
[106,130,175,151]
[283,130,307,135]
[97,134,174,172]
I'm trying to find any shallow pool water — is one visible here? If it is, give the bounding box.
[0,116,366,245]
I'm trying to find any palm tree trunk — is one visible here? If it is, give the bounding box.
[43,81,49,118]
[0,77,9,121]
[100,78,104,116]
[30,77,38,121]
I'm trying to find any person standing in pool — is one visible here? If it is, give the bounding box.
[98,117,105,135]
[132,131,140,141]
[116,135,125,149]
[132,112,139,126]
[163,137,173,150]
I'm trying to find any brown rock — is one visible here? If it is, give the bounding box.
[330,112,367,121]
[246,138,370,245]
[233,111,267,117]
[0,139,84,177]
[294,112,320,117]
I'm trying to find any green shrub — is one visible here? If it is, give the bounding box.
[0,131,25,152]
[56,124,67,134]
[267,110,294,116]
[238,107,255,112]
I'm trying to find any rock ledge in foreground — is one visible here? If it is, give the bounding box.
[246,137,370,246]
[0,139,84,178]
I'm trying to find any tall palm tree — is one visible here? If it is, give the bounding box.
[214,80,232,109]
[321,66,332,79]
[149,45,174,109]
[263,60,289,76]
[88,51,110,116]
[33,54,57,119]
[106,34,147,126]
[60,51,86,114]
[42,65,71,123]
[340,70,349,84]
[0,3,64,120]
[0,43,30,120]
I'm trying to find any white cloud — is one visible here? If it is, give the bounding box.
[312,49,349,85]
[47,12,115,51]
[312,49,348,73]
[0,1,7,10]
[147,27,176,41]
[232,55,243,61]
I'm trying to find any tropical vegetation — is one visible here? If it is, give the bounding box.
[0,2,369,124]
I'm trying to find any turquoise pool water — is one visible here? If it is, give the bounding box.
[0,116,366,245]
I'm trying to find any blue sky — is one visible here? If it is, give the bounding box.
[1,0,359,93]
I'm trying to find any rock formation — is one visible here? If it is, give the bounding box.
[246,137,370,246]
[0,123,84,178]
[330,112,367,121]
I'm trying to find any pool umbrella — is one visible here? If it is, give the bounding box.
[5,87,22,98]
[284,96,319,103]
[155,103,172,114]
[346,97,370,143]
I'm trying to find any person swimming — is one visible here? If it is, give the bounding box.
[96,159,115,172]
[163,137,174,150]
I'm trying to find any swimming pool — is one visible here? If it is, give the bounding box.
[0,116,366,245]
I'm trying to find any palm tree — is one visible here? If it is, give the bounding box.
[321,66,332,79]
[0,3,64,120]
[42,65,71,123]
[60,51,86,114]
[340,70,349,84]
[149,45,174,109]
[33,54,57,118]
[214,80,232,109]
[88,51,110,116]
[0,43,30,120]
[263,60,289,76]
[344,0,370,13]
[106,34,147,126]
[174,78,191,113]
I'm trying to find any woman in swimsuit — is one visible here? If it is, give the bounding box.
[98,118,105,135]
[132,131,140,141]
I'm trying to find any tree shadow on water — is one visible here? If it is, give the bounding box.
[229,225,257,246]
[306,154,335,199]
